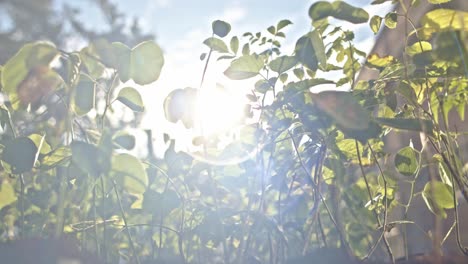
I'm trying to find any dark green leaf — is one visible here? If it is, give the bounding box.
[295,31,326,71]
[73,74,95,116]
[277,19,293,31]
[71,141,109,176]
[113,131,136,150]
[116,87,144,112]
[212,20,231,37]
[311,91,371,130]
[395,146,420,177]
[375,117,433,134]
[309,1,369,24]
[2,137,38,174]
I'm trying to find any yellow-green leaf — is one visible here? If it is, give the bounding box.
[370,15,382,34]
[0,182,17,210]
[224,54,264,80]
[112,153,148,194]
[406,41,432,56]
[116,87,144,112]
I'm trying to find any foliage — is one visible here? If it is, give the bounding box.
[0,1,467,264]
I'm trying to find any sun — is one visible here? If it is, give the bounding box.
[195,84,245,137]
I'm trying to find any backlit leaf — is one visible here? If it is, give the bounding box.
[395,146,420,177]
[370,15,382,34]
[116,87,144,112]
[0,182,17,210]
[130,41,164,85]
[268,55,297,73]
[420,9,468,39]
[224,54,264,80]
[384,12,398,29]
[406,41,432,56]
[113,131,136,150]
[112,153,148,194]
[203,37,229,53]
[422,181,454,218]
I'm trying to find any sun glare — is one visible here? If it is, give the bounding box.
[195,84,245,136]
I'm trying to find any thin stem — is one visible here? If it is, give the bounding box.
[112,181,141,264]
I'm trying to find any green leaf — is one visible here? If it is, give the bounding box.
[242,43,250,55]
[71,141,110,176]
[375,117,433,134]
[406,41,432,56]
[72,74,95,116]
[277,19,293,31]
[2,137,38,174]
[112,153,148,194]
[422,181,454,218]
[230,36,239,54]
[1,42,58,101]
[395,146,420,177]
[224,54,264,80]
[212,20,231,37]
[311,91,371,130]
[370,15,382,34]
[293,68,305,79]
[111,42,132,82]
[28,134,51,155]
[366,54,396,69]
[268,55,297,74]
[143,189,181,215]
[130,41,164,85]
[420,9,468,39]
[116,87,144,112]
[0,181,17,210]
[295,31,326,71]
[267,26,276,35]
[309,1,369,24]
[384,12,398,29]
[203,37,229,53]
[113,131,136,150]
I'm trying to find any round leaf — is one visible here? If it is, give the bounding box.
[113,131,136,150]
[2,137,38,174]
[394,146,419,177]
[295,31,326,71]
[116,87,144,112]
[112,153,148,194]
[422,181,454,219]
[130,41,164,85]
[212,20,231,37]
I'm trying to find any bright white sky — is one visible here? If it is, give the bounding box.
[59,0,392,154]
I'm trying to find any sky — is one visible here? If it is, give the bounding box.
[58,0,392,154]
